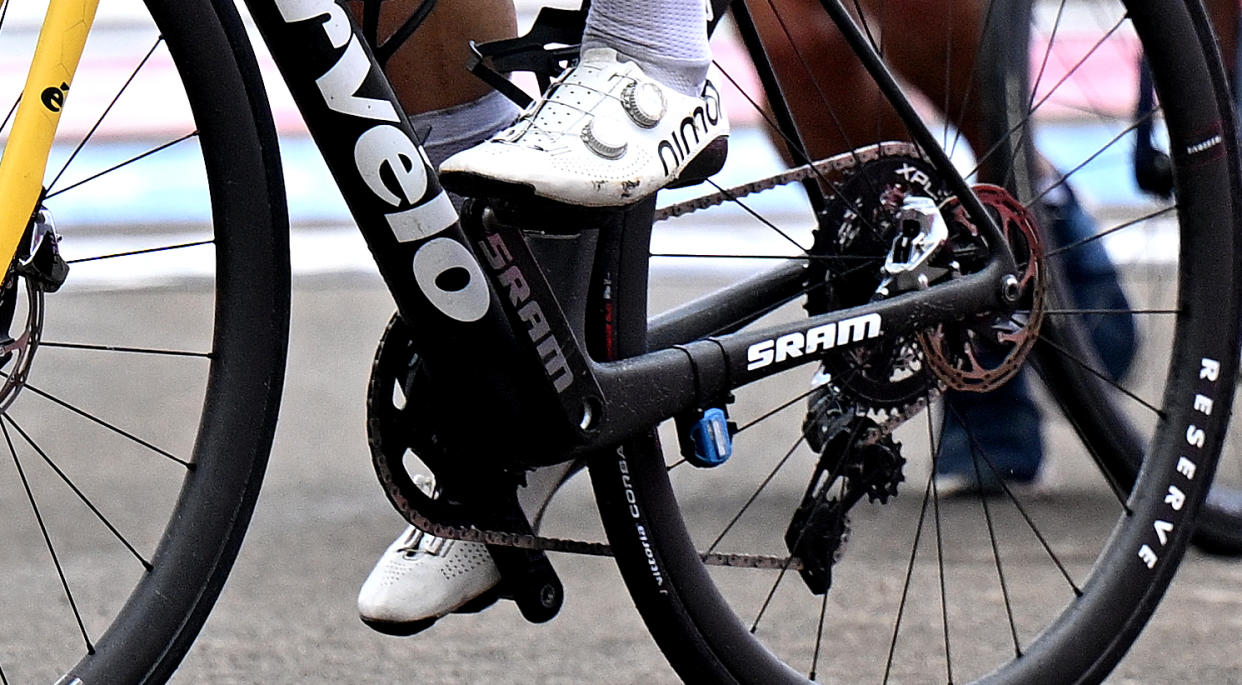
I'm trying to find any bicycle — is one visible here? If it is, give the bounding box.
[0,0,1238,682]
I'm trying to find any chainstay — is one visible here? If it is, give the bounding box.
[654,141,923,222]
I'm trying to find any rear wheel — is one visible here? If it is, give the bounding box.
[590,0,1241,682]
[0,0,287,680]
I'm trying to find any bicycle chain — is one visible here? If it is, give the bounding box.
[653,141,923,222]
[399,507,805,571]
[382,142,927,571]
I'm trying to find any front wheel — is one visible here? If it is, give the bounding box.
[590,0,1242,682]
[0,0,288,680]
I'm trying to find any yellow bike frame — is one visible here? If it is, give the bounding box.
[0,0,99,269]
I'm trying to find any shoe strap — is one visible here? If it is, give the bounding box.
[401,528,452,556]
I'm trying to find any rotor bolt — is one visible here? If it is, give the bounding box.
[540,583,558,608]
[1000,274,1021,303]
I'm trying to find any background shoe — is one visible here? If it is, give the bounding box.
[936,374,1043,497]
[440,47,728,206]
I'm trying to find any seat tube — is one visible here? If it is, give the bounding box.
[0,0,100,269]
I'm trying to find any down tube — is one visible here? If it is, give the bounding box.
[242,2,560,449]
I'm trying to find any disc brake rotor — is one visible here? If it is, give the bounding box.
[918,184,1046,392]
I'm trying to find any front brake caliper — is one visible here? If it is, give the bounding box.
[16,208,69,292]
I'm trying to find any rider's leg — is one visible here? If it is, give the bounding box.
[580,0,712,95]
[359,0,724,633]
[353,0,529,635]
[351,0,522,208]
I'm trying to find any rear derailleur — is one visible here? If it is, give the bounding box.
[787,398,905,595]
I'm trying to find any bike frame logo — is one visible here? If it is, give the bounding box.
[746,313,883,371]
[274,0,490,323]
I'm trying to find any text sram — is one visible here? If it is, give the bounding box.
[746,313,883,371]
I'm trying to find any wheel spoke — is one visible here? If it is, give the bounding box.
[1026,0,1069,114]
[41,341,211,359]
[945,401,1083,595]
[706,435,803,555]
[702,179,811,254]
[929,413,954,683]
[973,14,1129,183]
[1042,308,1176,316]
[1029,362,1133,508]
[3,414,152,570]
[0,419,94,655]
[46,37,165,193]
[1,96,16,136]
[809,590,829,681]
[883,448,938,683]
[1026,113,1151,208]
[945,0,1003,166]
[1042,205,1176,261]
[735,386,818,434]
[65,239,214,266]
[1034,329,1163,417]
[44,133,199,200]
[19,381,191,468]
[968,435,1023,657]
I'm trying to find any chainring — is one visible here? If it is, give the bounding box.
[804,152,952,413]
[366,312,447,525]
[366,313,799,568]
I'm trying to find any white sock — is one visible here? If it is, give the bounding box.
[409,90,520,208]
[581,0,712,96]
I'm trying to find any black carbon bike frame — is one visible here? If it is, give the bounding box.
[243,0,1021,465]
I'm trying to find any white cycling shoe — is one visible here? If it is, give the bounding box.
[358,473,501,636]
[440,47,729,207]
[358,465,573,636]
[357,523,502,636]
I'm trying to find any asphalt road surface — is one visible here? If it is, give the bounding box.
[0,270,1239,684]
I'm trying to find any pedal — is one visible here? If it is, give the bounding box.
[467,6,588,108]
[489,544,564,623]
[477,482,565,624]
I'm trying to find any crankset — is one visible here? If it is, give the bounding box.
[365,311,802,570]
[366,312,566,623]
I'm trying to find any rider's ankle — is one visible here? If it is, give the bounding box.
[408,90,519,208]
[581,0,711,97]
[580,41,710,97]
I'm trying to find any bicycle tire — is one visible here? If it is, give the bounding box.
[979,0,1242,559]
[0,0,288,681]
[588,0,1241,683]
